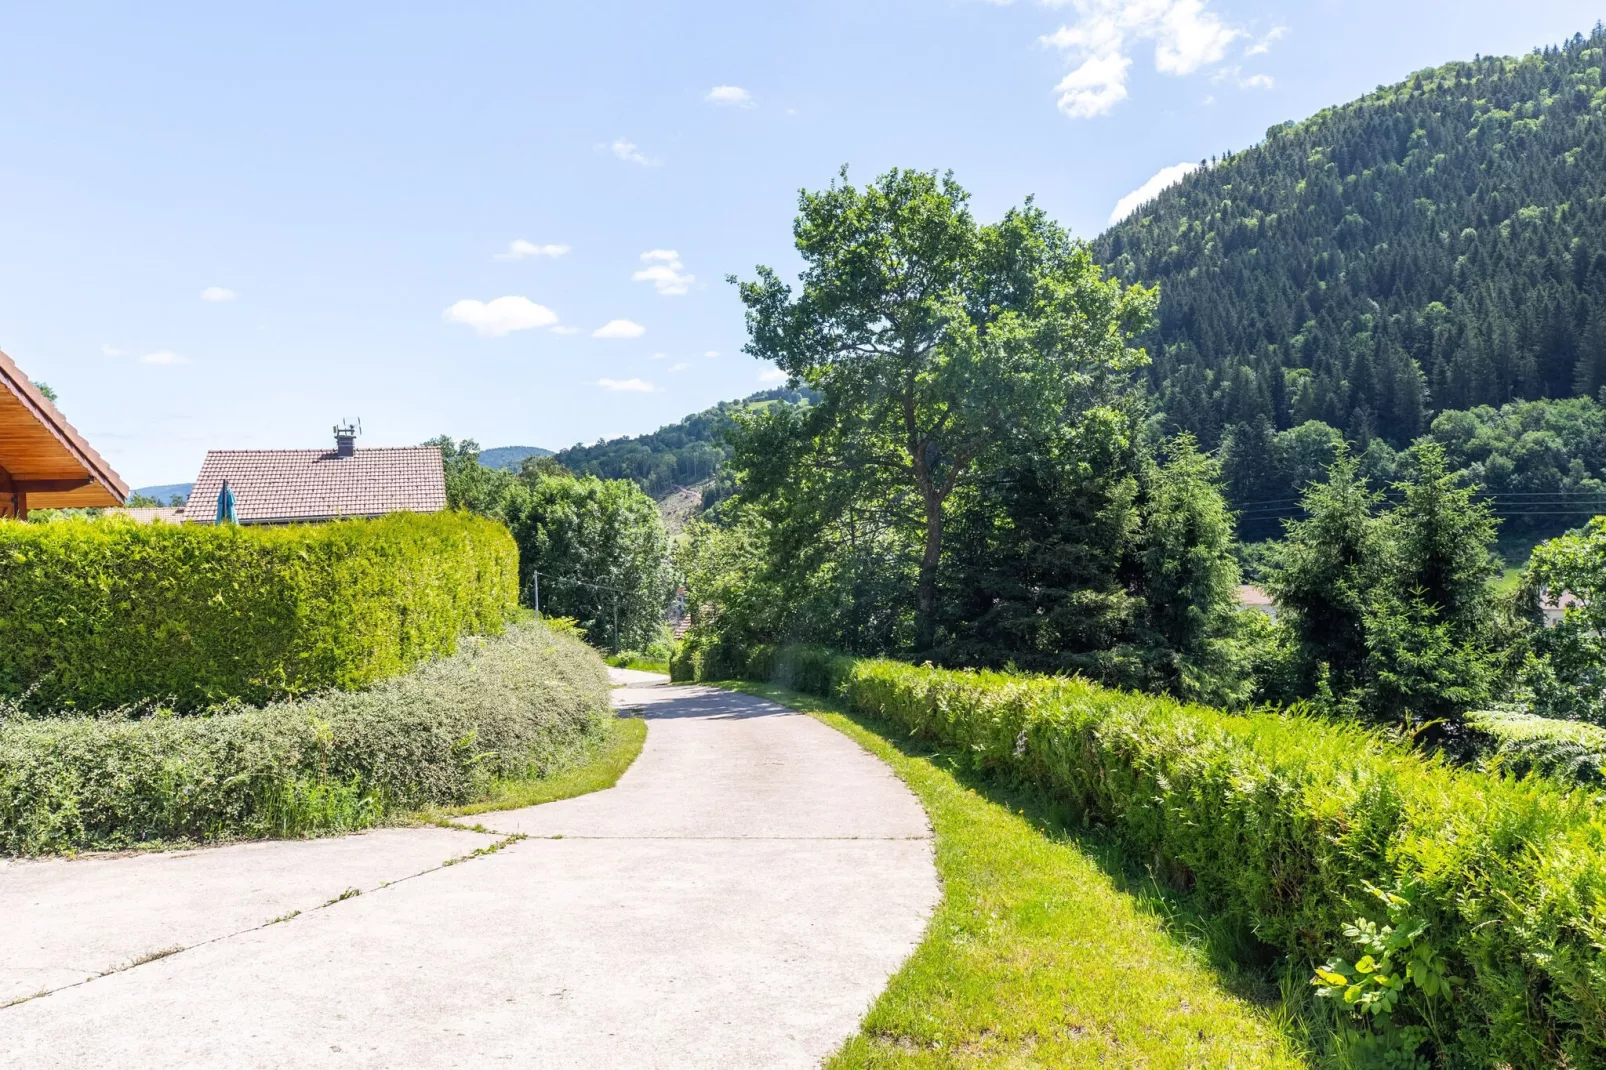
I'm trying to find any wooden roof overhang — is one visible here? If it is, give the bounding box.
[0,348,128,514]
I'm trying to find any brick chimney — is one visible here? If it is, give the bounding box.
[333,422,358,458]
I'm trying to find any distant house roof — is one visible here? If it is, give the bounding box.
[0,347,128,511]
[186,446,446,525]
[108,506,185,524]
[1237,584,1276,608]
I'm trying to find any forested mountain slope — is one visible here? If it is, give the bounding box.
[1097,27,1606,449]
[555,387,812,500]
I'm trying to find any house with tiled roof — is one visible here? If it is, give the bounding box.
[0,347,128,518]
[185,425,446,525]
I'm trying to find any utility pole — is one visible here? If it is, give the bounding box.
[532,570,540,617]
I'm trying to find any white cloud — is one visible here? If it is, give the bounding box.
[593,319,646,339]
[551,325,580,335]
[631,249,695,296]
[1109,161,1199,224]
[610,138,659,167]
[597,377,659,392]
[757,367,787,384]
[705,85,754,108]
[649,352,669,360]
[1154,0,1238,74]
[140,350,185,366]
[101,344,125,357]
[704,350,719,358]
[201,286,236,302]
[1245,25,1287,56]
[669,362,689,372]
[1212,65,1275,89]
[494,240,570,261]
[1040,0,1244,118]
[1053,53,1132,118]
[443,296,560,337]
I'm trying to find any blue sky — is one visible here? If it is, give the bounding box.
[1,1,1602,487]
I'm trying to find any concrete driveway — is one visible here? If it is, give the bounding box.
[0,671,938,1069]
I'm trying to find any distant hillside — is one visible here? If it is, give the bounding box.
[555,387,813,500]
[1097,27,1606,449]
[132,483,192,504]
[478,445,554,471]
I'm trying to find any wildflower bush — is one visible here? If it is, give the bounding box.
[0,616,609,854]
[0,512,517,711]
[675,644,1606,1069]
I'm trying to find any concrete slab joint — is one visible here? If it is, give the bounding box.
[1,669,940,1069]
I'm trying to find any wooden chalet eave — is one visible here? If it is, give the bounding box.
[0,347,128,517]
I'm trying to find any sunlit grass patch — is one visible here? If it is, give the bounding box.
[725,681,1308,1070]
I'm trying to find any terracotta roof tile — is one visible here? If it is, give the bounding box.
[186,447,446,524]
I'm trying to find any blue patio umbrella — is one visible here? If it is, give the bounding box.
[215,478,237,525]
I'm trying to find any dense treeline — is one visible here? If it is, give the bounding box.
[426,437,672,652]
[1098,27,1606,450]
[1223,395,1606,543]
[553,388,812,500]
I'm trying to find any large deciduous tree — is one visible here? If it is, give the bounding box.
[733,168,1155,649]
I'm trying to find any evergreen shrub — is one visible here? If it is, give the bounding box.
[0,512,517,711]
[0,617,609,854]
[680,645,1606,1068]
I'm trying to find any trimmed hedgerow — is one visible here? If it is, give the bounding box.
[0,617,610,854]
[0,511,517,711]
[677,644,1606,1069]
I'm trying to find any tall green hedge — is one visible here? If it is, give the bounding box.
[0,512,517,711]
[675,644,1606,1069]
[0,617,610,854]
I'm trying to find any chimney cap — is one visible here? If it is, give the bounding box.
[333,420,360,458]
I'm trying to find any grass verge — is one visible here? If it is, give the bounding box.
[607,654,671,675]
[420,715,647,820]
[720,681,1308,1069]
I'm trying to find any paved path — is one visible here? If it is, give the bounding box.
[0,671,938,1069]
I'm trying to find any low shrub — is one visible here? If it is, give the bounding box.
[1468,706,1606,784]
[0,511,517,711]
[683,646,1606,1069]
[0,617,609,854]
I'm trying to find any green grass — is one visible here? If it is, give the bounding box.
[721,681,1309,1069]
[418,715,647,820]
[1492,563,1526,594]
[606,654,671,674]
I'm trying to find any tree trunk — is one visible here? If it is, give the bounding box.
[915,492,942,652]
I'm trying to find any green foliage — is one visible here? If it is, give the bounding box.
[503,472,672,652]
[0,617,610,854]
[1267,444,1504,727]
[1313,881,1456,1060]
[1225,396,1606,545]
[1265,451,1384,694]
[734,166,1155,649]
[1100,29,1606,452]
[1466,706,1606,782]
[679,646,1606,1069]
[0,512,517,712]
[1519,516,1606,722]
[424,436,673,653]
[553,387,813,501]
[939,418,1254,705]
